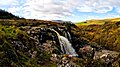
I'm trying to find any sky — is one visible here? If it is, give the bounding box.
[0,0,120,22]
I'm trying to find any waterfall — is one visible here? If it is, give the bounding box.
[63,30,72,42]
[67,31,72,42]
[50,29,78,56]
[59,36,78,56]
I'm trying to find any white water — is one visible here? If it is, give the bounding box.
[59,36,78,56]
[64,31,71,42]
[50,29,78,56]
[67,31,72,42]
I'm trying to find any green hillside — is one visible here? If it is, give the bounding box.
[77,18,120,51]
[76,18,120,26]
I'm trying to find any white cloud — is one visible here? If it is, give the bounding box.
[77,5,93,12]
[21,0,75,19]
[8,7,19,13]
[94,5,113,13]
[0,0,18,6]
[1,0,120,20]
[76,0,114,13]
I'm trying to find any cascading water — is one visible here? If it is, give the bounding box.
[59,36,78,56]
[66,31,72,42]
[50,29,78,56]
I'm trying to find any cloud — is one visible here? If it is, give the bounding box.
[8,7,19,13]
[76,0,114,13]
[77,5,93,12]
[77,0,120,14]
[1,0,120,20]
[21,0,75,19]
[87,14,120,20]
[0,0,19,6]
[94,5,113,13]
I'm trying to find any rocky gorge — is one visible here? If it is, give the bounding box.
[0,19,120,67]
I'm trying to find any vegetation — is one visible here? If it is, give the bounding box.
[0,9,24,19]
[76,18,120,26]
[0,25,52,66]
[0,10,120,66]
[76,18,120,51]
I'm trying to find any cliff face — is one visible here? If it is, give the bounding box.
[0,19,120,67]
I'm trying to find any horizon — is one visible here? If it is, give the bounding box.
[0,0,120,22]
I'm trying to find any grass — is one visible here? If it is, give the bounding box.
[75,20,105,26]
[75,18,120,26]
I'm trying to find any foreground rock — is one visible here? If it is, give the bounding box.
[89,50,120,67]
[50,54,82,67]
[78,46,94,59]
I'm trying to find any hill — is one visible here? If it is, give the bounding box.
[77,18,120,51]
[0,9,21,19]
[76,18,120,26]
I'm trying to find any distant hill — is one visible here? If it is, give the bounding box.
[52,20,73,23]
[0,9,21,19]
[76,18,120,26]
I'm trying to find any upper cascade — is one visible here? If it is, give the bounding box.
[50,29,78,56]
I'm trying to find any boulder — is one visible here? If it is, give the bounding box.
[78,45,94,59]
[93,50,119,62]
[92,50,120,66]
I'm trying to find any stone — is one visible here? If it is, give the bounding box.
[50,54,59,62]
[93,50,119,64]
[31,51,37,58]
[78,45,94,59]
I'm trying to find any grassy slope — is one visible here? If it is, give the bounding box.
[75,17,120,51]
[75,18,120,26]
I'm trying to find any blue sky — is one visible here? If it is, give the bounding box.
[0,0,120,22]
